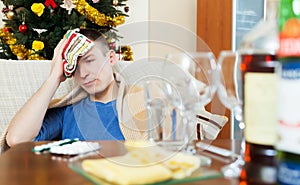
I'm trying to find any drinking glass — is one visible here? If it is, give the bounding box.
[143,77,188,151]
[216,50,245,178]
[161,52,218,154]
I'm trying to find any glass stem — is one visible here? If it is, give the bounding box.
[182,114,189,148]
[182,110,196,154]
[233,106,245,162]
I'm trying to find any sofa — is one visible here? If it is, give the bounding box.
[0,60,76,153]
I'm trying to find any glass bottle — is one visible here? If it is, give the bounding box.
[238,0,279,184]
[276,0,300,184]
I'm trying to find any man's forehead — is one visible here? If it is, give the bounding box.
[79,46,105,60]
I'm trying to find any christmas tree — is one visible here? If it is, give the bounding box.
[0,0,133,60]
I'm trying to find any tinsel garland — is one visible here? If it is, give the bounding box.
[121,45,133,61]
[73,0,125,27]
[0,29,45,60]
[0,28,134,61]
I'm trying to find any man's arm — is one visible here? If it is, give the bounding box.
[6,39,67,147]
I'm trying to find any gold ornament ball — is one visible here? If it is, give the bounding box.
[113,0,118,6]
[6,11,15,20]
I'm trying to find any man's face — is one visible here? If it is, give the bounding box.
[73,45,114,95]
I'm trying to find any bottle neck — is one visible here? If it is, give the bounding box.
[265,0,279,21]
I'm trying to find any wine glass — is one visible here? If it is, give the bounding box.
[161,51,218,154]
[216,50,245,178]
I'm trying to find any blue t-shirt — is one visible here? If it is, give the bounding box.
[35,97,125,141]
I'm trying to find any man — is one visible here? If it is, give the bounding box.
[6,28,227,147]
[6,28,127,146]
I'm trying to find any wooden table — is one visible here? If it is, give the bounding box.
[0,140,241,185]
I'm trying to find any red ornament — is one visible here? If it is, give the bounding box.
[44,0,58,9]
[2,7,9,14]
[19,23,27,34]
[109,42,116,50]
[3,27,10,33]
[124,6,129,13]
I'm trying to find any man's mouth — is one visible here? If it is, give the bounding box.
[83,79,96,86]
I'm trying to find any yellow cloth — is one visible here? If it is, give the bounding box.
[82,141,201,185]
[125,141,201,179]
[82,155,173,185]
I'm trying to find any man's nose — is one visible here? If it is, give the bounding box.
[76,64,88,78]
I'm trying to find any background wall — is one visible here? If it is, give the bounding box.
[118,0,149,62]
[119,0,198,61]
[148,0,197,60]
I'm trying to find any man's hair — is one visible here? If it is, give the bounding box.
[79,28,110,56]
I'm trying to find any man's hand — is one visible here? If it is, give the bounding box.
[50,38,68,83]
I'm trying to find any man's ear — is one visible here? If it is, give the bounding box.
[108,49,116,66]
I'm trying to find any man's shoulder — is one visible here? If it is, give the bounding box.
[126,84,144,93]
